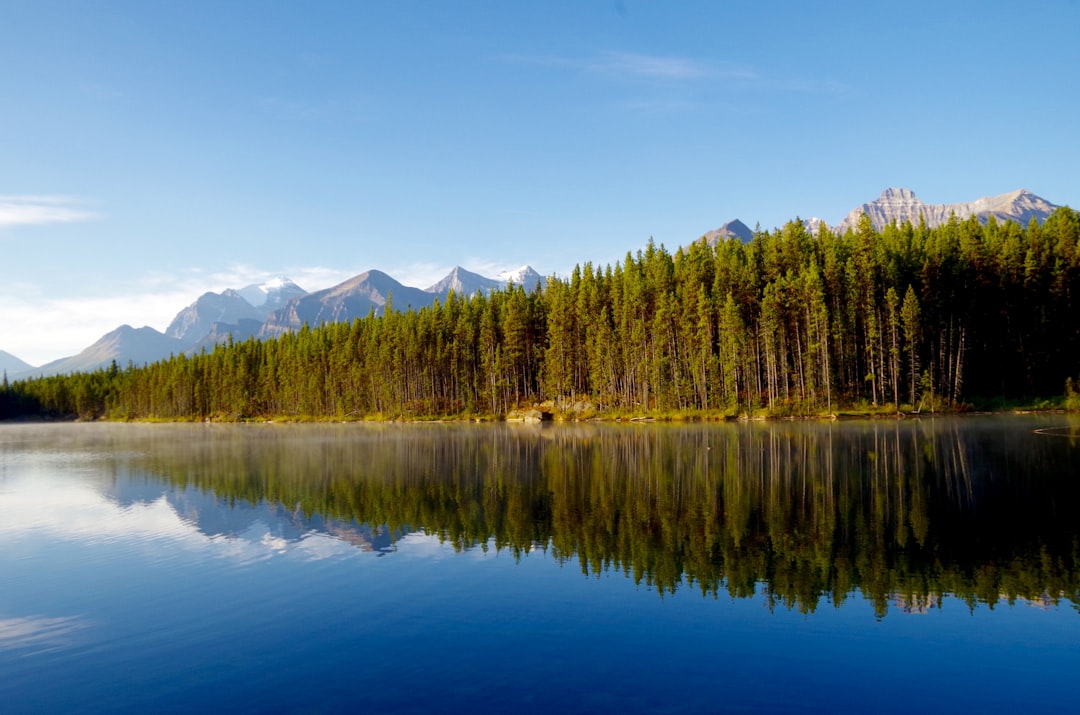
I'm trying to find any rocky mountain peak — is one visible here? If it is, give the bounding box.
[701,219,753,246]
[835,187,1060,233]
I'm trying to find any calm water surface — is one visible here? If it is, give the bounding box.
[1,416,1078,713]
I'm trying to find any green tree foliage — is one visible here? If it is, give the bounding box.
[6,208,1080,419]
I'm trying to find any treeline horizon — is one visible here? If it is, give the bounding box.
[3,208,1080,421]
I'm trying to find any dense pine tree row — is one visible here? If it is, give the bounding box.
[4,208,1079,420]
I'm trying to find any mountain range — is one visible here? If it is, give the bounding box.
[696,187,1062,244]
[5,188,1066,379]
[9,265,546,379]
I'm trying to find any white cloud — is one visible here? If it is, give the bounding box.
[0,195,102,228]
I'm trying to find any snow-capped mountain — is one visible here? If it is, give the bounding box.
[425,266,505,296]
[497,265,547,291]
[833,188,1060,233]
[237,277,306,310]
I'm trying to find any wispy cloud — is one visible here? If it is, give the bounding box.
[502,51,848,98]
[587,51,745,81]
[0,195,102,228]
[502,51,754,83]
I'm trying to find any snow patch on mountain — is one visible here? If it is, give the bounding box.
[238,277,306,309]
[497,265,546,290]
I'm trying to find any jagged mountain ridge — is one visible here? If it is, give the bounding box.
[165,289,267,345]
[259,269,437,338]
[425,265,547,296]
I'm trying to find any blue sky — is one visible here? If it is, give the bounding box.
[2,0,1078,365]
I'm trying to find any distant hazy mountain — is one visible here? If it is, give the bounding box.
[165,289,267,346]
[834,188,1060,233]
[237,277,306,310]
[16,325,184,379]
[1,350,34,376]
[260,269,437,338]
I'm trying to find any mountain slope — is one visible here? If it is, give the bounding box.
[16,326,184,379]
[1,350,34,376]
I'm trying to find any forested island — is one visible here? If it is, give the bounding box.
[3,209,1080,421]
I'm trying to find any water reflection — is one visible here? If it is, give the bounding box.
[2,417,1078,617]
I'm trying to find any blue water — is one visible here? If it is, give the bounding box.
[1,420,1078,713]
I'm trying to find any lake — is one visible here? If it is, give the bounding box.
[1,416,1078,713]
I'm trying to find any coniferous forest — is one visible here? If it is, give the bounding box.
[4,209,1080,421]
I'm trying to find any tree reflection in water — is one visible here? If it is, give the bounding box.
[95,417,1079,617]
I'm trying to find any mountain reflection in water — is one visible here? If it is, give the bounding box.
[13,416,1080,617]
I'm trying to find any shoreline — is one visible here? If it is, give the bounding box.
[3,404,1077,426]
